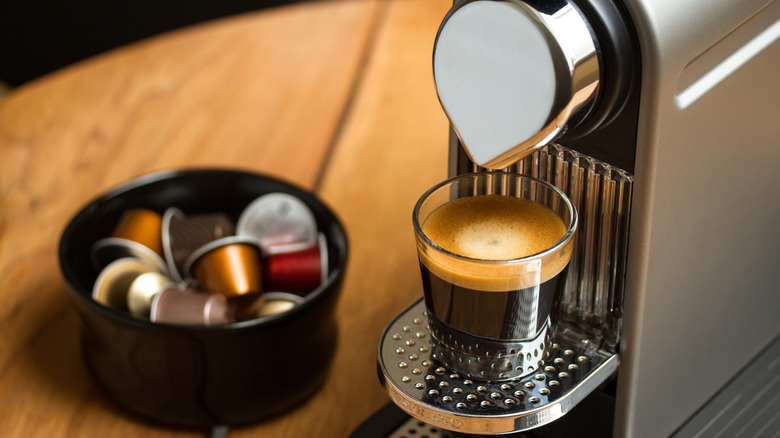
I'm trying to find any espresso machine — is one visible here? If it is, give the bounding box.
[354,0,780,436]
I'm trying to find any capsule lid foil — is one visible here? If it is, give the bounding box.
[236,193,317,255]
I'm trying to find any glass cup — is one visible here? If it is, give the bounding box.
[413,172,577,380]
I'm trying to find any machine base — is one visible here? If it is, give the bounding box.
[351,389,617,438]
[377,298,620,435]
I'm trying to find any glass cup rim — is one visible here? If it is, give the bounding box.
[412,172,577,266]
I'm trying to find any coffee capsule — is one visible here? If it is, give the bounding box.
[110,208,164,256]
[184,236,264,318]
[91,237,169,274]
[93,257,161,312]
[161,208,185,282]
[150,286,232,326]
[265,233,328,296]
[127,271,175,318]
[236,193,317,255]
[162,208,235,282]
[254,292,305,319]
[226,292,265,321]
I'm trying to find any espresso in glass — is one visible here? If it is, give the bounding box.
[413,173,576,380]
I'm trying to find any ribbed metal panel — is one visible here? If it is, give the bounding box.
[509,144,633,350]
[671,335,780,438]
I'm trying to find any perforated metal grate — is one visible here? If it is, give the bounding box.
[379,299,619,435]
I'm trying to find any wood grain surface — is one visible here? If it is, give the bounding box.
[0,0,452,436]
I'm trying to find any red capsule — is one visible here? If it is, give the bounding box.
[265,233,328,296]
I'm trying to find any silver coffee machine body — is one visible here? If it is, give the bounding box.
[378,0,780,436]
[604,0,780,435]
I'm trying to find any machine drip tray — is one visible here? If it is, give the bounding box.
[377,299,620,435]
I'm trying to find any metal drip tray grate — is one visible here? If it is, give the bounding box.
[378,299,620,435]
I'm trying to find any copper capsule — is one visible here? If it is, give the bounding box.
[111,208,164,257]
[185,236,264,319]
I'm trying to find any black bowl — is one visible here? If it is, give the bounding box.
[59,168,348,427]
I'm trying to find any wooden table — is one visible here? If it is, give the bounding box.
[0,0,452,435]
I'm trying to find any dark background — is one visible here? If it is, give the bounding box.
[0,0,305,87]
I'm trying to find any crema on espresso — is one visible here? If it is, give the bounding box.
[420,194,570,292]
[422,194,565,260]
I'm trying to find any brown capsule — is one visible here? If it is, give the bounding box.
[162,208,236,282]
[227,292,265,321]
